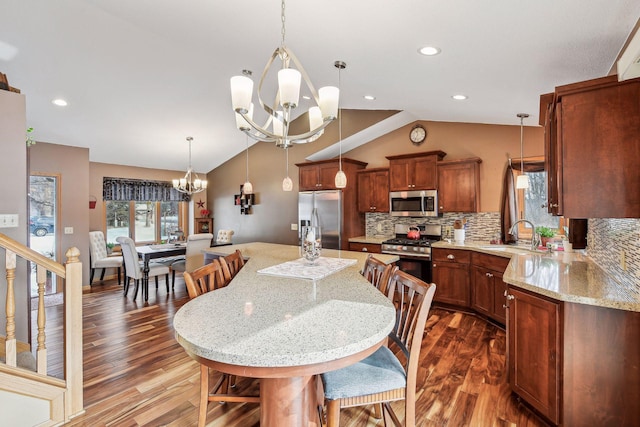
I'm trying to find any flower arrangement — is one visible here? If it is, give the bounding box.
[200,209,211,217]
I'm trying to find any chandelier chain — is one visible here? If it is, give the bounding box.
[281,0,286,47]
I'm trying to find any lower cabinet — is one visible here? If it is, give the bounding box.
[348,242,381,254]
[431,248,470,307]
[507,286,561,425]
[470,253,509,324]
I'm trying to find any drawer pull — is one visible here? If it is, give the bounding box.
[506,294,515,301]
[447,254,455,260]
[486,272,493,278]
[362,248,368,252]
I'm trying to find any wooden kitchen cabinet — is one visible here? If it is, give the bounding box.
[348,242,382,254]
[298,161,340,191]
[431,248,470,307]
[540,74,640,218]
[356,168,389,213]
[470,252,509,324]
[386,151,446,191]
[507,286,561,425]
[437,158,481,213]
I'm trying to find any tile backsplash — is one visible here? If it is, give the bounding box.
[366,213,640,288]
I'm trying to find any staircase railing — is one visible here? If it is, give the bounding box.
[0,232,84,425]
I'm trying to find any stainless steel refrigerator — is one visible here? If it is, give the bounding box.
[298,190,342,250]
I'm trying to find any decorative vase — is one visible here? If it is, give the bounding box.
[302,208,322,264]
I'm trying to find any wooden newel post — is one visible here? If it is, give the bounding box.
[64,247,84,418]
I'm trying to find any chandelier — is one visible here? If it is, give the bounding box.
[230,0,340,149]
[173,136,207,195]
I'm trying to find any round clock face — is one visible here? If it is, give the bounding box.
[410,125,427,145]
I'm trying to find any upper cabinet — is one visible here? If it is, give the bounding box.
[437,158,482,213]
[296,158,368,191]
[356,168,389,213]
[541,75,640,218]
[386,151,446,191]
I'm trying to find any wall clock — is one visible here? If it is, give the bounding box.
[409,124,427,145]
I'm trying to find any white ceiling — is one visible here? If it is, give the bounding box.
[1,0,639,173]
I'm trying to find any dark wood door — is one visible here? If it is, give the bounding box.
[413,156,437,189]
[508,286,561,425]
[471,266,493,317]
[432,261,469,307]
[437,159,481,213]
[389,159,412,191]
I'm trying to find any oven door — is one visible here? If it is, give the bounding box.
[393,255,432,283]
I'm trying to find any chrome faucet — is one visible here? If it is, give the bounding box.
[509,219,540,252]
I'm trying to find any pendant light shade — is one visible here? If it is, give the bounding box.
[282,147,293,191]
[515,113,530,190]
[333,61,347,189]
[243,135,253,194]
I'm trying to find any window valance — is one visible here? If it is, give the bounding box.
[103,177,190,202]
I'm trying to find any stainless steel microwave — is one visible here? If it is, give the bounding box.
[389,190,438,217]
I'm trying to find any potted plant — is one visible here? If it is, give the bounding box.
[106,242,115,255]
[535,226,555,247]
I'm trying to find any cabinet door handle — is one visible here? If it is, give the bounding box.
[504,290,509,297]
[550,203,558,208]
[506,294,515,301]
[502,304,508,309]
[447,254,455,260]
[362,248,368,252]
[486,272,494,278]
[433,263,437,268]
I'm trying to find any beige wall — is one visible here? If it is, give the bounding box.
[0,90,29,341]
[208,112,544,245]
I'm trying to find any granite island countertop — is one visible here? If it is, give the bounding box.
[432,240,640,312]
[174,243,399,368]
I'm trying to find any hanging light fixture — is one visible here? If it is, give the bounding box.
[334,61,347,188]
[242,135,253,194]
[282,147,293,191]
[173,136,207,195]
[516,113,530,190]
[230,0,339,149]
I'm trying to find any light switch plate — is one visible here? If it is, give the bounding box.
[0,214,19,228]
[291,223,298,231]
[64,227,74,234]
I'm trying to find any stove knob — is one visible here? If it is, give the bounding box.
[402,246,407,251]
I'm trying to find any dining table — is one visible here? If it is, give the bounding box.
[136,243,187,301]
[173,242,399,427]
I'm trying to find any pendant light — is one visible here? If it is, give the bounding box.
[242,135,253,194]
[282,147,293,191]
[334,61,347,188]
[516,113,530,190]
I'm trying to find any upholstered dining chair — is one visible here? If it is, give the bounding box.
[215,229,234,245]
[219,249,245,284]
[321,269,437,427]
[116,236,170,300]
[362,254,396,296]
[183,260,260,427]
[89,231,123,285]
[170,233,213,288]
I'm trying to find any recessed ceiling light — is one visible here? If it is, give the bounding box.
[452,94,468,100]
[364,95,376,101]
[418,46,441,56]
[52,99,68,106]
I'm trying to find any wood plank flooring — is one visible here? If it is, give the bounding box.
[34,278,550,426]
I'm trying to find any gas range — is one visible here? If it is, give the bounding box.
[381,224,442,259]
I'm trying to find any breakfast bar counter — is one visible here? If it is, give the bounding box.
[174,243,398,426]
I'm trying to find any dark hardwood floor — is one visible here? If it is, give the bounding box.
[34,277,549,426]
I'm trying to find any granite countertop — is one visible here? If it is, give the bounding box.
[348,235,392,244]
[174,243,398,368]
[432,240,640,312]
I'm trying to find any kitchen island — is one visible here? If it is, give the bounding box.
[174,243,399,427]
[432,241,640,426]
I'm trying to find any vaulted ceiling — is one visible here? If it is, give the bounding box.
[1,1,638,173]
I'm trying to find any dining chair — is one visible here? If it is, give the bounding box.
[89,231,123,285]
[116,236,170,300]
[320,269,437,427]
[170,233,213,288]
[362,254,396,296]
[220,249,245,284]
[183,260,260,427]
[215,229,234,245]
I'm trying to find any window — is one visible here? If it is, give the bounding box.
[515,170,563,238]
[106,200,185,244]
